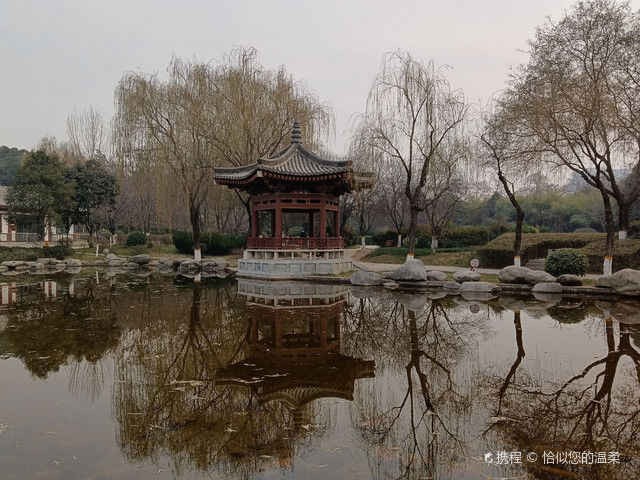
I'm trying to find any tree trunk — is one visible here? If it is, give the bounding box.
[601,190,615,275]
[190,203,201,261]
[514,207,524,267]
[618,202,630,240]
[407,205,419,260]
[397,233,402,248]
[430,235,438,252]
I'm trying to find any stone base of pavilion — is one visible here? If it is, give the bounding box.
[238,248,352,277]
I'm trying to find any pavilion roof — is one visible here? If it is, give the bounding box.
[214,122,372,193]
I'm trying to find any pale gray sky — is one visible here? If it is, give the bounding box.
[2,0,636,154]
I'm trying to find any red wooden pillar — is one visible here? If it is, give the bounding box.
[334,210,340,238]
[319,196,327,239]
[274,204,282,238]
[251,208,258,237]
[308,211,314,237]
[270,210,276,236]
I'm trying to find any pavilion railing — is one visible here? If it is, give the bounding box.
[247,237,344,249]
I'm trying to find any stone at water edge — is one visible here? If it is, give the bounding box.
[425,270,448,281]
[498,265,556,285]
[460,281,502,293]
[557,274,583,286]
[531,282,563,293]
[443,281,462,293]
[382,281,399,290]
[351,270,384,286]
[63,258,83,268]
[129,254,151,265]
[453,270,482,283]
[178,260,200,272]
[595,269,640,296]
[388,259,428,282]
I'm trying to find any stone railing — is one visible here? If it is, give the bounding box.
[247,237,344,249]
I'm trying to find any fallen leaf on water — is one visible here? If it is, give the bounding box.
[259,455,273,459]
[315,464,327,468]
[225,428,236,433]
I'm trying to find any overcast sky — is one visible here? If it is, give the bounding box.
[3,0,638,154]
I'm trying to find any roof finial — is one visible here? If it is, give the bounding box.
[291,121,302,144]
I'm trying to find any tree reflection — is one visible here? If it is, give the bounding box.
[345,294,488,480]
[4,278,120,380]
[484,309,640,479]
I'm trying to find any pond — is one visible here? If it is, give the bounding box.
[0,273,639,479]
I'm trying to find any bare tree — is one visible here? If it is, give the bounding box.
[355,51,468,259]
[507,0,640,273]
[422,136,468,251]
[378,158,409,247]
[480,102,538,267]
[66,106,107,162]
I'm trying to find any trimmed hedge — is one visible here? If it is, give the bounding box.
[579,237,640,272]
[477,232,604,268]
[172,231,246,255]
[477,232,640,272]
[544,248,589,276]
[629,221,640,239]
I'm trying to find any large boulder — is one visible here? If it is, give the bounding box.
[426,270,448,281]
[595,269,640,296]
[498,266,556,285]
[557,274,583,286]
[351,270,384,286]
[64,258,82,268]
[129,254,151,265]
[388,259,428,282]
[453,270,482,283]
[531,282,563,293]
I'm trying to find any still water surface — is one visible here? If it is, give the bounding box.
[0,274,639,479]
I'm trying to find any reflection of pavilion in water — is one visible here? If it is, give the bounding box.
[219,280,375,422]
[0,280,60,306]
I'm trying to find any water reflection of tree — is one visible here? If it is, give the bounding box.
[484,313,640,479]
[112,280,330,479]
[344,294,488,480]
[4,279,120,380]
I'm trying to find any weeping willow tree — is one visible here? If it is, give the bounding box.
[207,47,333,220]
[353,51,468,259]
[115,58,218,259]
[114,48,333,252]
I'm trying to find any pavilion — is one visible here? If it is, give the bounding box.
[214,122,372,277]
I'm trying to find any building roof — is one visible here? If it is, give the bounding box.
[214,122,372,195]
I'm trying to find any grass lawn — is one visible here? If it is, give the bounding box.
[362,247,475,267]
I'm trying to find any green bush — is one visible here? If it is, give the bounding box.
[97,229,112,240]
[544,248,589,277]
[172,231,193,254]
[126,231,147,247]
[172,231,246,255]
[202,232,245,255]
[477,232,604,268]
[629,221,640,239]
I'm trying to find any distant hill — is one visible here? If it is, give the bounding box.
[0,146,28,185]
